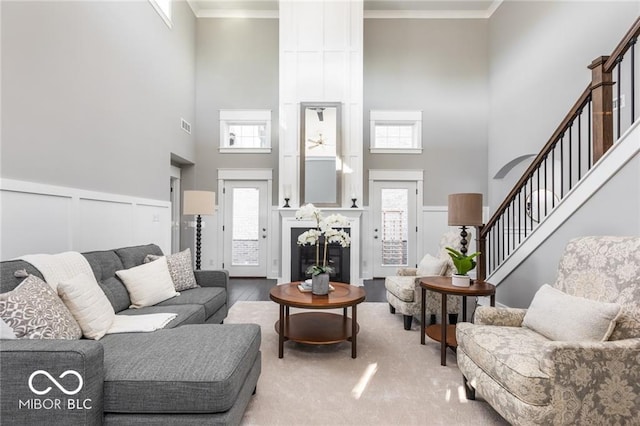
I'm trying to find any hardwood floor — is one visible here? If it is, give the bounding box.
[228,278,387,307]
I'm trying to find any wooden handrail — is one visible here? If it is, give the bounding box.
[480,87,592,234]
[477,17,639,282]
[604,17,640,71]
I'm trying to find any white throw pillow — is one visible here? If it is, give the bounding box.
[523,284,622,341]
[116,258,179,309]
[416,253,448,277]
[1,318,17,339]
[57,273,115,340]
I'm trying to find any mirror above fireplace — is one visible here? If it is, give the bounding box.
[300,102,342,207]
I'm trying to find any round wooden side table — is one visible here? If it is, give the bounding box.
[269,282,366,359]
[420,277,496,366]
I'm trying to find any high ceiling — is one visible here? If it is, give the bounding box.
[188,0,503,18]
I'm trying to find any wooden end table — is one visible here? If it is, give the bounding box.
[269,282,366,359]
[420,277,496,366]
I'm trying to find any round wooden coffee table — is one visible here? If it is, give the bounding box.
[420,277,496,366]
[269,282,366,359]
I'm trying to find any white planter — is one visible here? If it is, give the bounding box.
[451,274,471,287]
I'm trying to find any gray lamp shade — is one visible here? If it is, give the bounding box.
[448,193,483,226]
[183,191,216,216]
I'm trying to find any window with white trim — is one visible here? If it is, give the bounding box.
[149,0,172,28]
[370,110,422,154]
[220,110,272,153]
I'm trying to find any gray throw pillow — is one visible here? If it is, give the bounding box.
[0,275,82,340]
[144,249,199,292]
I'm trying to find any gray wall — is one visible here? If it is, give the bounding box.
[487,0,638,209]
[363,19,489,205]
[1,1,196,201]
[496,149,640,308]
[194,18,279,195]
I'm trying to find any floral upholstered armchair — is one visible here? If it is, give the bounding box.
[456,236,640,425]
[384,231,465,330]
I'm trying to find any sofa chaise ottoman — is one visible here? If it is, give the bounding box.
[0,244,261,425]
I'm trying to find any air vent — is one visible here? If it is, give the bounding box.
[181,118,192,134]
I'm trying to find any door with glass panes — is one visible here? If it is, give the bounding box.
[371,181,418,277]
[222,181,268,277]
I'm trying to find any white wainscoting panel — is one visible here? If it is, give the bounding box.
[1,191,73,259]
[78,199,134,252]
[0,179,171,259]
[134,204,171,252]
[422,206,450,256]
[421,206,489,257]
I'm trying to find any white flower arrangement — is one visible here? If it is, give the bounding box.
[295,203,351,276]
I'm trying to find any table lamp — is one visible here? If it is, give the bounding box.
[448,193,483,255]
[183,190,216,270]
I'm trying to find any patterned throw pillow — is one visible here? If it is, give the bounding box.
[0,275,82,339]
[144,249,199,291]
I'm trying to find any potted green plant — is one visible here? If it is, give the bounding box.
[445,247,480,287]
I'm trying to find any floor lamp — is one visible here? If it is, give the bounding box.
[448,193,483,255]
[183,190,216,270]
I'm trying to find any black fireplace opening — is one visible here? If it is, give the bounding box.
[290,227,351,283]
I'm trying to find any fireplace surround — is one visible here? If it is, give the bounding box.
[290,228,351,283]
[280,209,362,285]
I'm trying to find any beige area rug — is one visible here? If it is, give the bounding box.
[226,301,508,426]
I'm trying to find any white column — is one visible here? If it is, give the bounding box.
[278,0,364,208]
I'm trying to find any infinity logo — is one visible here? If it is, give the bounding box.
[28,370,83,396]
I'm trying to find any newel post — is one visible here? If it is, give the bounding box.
[476,225,486,283]
[589,56,614,162]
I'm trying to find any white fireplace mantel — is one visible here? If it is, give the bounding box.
[280,208,362,285]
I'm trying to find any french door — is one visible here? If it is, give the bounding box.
[371,180,418,277]
[222,180,269,277]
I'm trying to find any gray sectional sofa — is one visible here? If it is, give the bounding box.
[0,244,261,425]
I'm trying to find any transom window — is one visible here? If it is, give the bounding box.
[370,110,422,154]
[220,110,272,153]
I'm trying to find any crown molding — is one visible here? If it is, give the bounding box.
[196,9,279,18]
[186,1,278,19]
[365,0,503,19]
[187,0,503,20]
[186,0,199,16]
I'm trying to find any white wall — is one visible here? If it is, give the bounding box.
[1,1,196,259]
[364,18,489,205]
[488,1,638,209]
[194,18,279,197]
[1,1,196,201]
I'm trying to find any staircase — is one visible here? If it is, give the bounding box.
[478,18,640,288]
